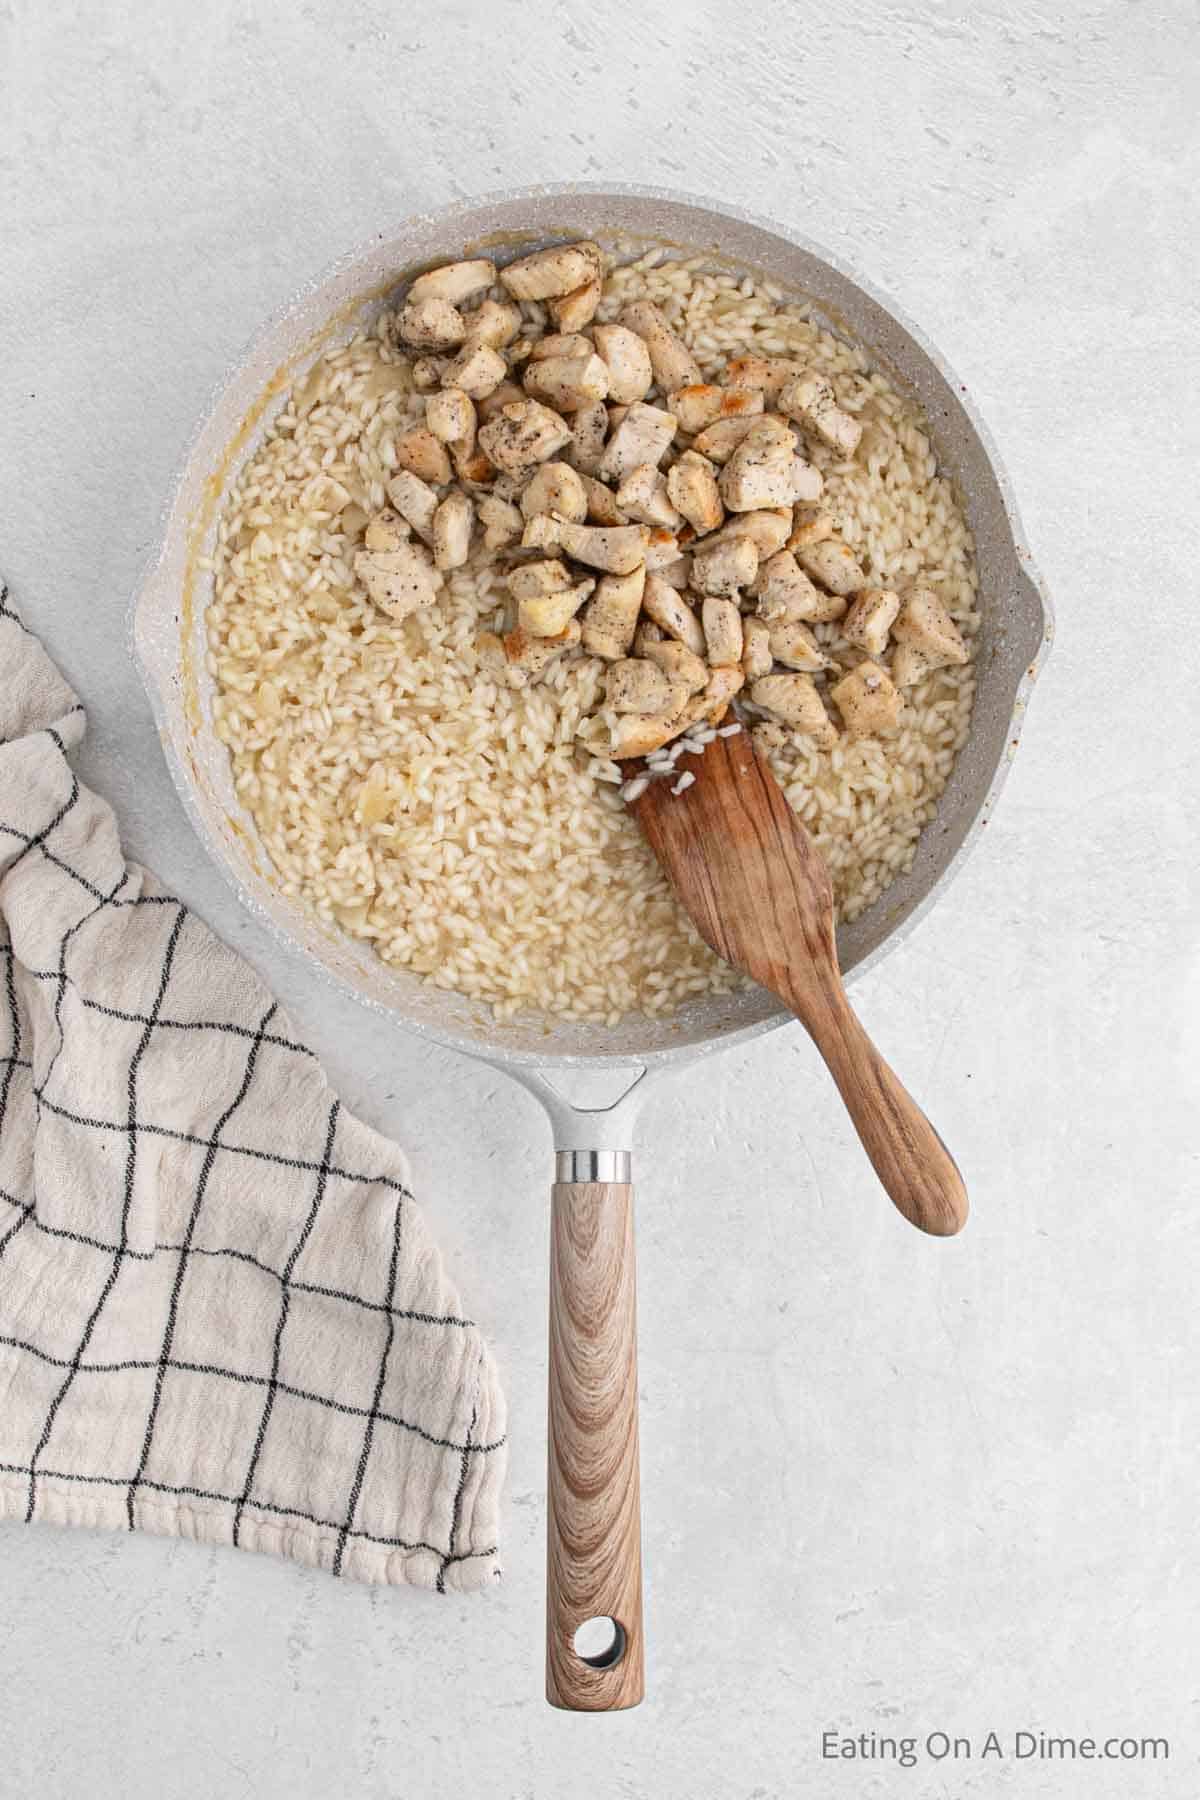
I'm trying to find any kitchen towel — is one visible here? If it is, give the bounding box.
[0,587,505,1591]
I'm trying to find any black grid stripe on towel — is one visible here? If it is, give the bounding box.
[0,587,506,1590]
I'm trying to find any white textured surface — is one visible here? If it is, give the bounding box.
[1,2,1197,1794]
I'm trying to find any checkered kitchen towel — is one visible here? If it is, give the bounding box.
[0,588,505,1590]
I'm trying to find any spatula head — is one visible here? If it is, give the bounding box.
[629,729,838,1010]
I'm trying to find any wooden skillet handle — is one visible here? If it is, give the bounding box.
[787,978,967,1238]
[546,1177,644,1710]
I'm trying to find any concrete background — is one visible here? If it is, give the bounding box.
[1,1,1197,1794]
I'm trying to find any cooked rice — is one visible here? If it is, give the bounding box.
[206,248,978,1026]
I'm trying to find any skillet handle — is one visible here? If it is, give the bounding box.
[546,1167,644,1710]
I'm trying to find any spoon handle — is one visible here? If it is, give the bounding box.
[788,977,968,1237]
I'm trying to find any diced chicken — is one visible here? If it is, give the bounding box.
[476,380,526,421]
[528,332,594,361]
[424,387,477,448]
[890,644,936,689]
[520,461,588,523]
[723,355,773,391]
[750,673,837,747]
[519,578,595,637]
[702,596,744,668]
[891,585,969,668]
[477,493,523,551]
[692,413,783,464]
[695,665,744,726]
[523,352,609,411]
[519,514,561,553]
[463,299,522,349]
[550,276,602,332]
[411,356,447,391]
[592,323,654,405]
[644,530,684,570]
[796,538,868,596]
[478,400,574,473]
[477,619,583,688]
[843,587,901,657]
[610,689,693,760]
[581,475,627,525]
[757,358,812,401]
[619,300,703,393]
[787,457,825,503]
[768,620,831,673]
[354,542,441,621]
[567,400,609,475]
[440,342,507,400]
[752,550,845,623]
[598,402,678,482]
[432,490,473,570]
[667,383,764,434]
[580,565,646,660]
[786,505,835,549]
[642,638,709,693]
[615,463,682,530]
[397,297,467,351]
[363,509,409,553]
[741,614,773,681]
[642,576,706,656]
[666,450,724,535]
[830,661,902,738]
[605,658,676,715]
[709,506,793,559]
[500,241,602,302]
[507,559,572,600]
[408,259,496,308]
[394,426,452,485]
[551,519,650,574]
[719,418,798,512]
[451,444,495,487]
[632,618,664,656]
[386,469,439,543]
[690,533,758,598]
[779,371,863,456]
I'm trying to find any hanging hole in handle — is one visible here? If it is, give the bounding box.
[573,1616,626,1669]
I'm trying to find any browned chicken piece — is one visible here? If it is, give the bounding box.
[642,638,709,693]
[615,463,682,530]
[520,462,588,523]
[580,565,646,660]
[722,355,774,391]
[477,493,523,551]
[786,504,836,549]
[567,399,609,475]
[605,658,677,715]
[768,620,831,673]
[692,413,783,463]
[795,538,868,597]
[752,550,846,623]
[610,686,693,759]
[394,427,452,486]
[666,383,764,434]
[476,380,526,421]
[719,417,799,511]
[779,371,863,456]
[708,506,793,559]
[477,618,583,687]
[507,559,572,600]
[499,241,603,301]
[750,672,838,747]
[740,614,773,681]
[644,529,684,570]
[891,585,969,668]
[407,259,496,307]
[354,542,442,620]
[550,275,603,332]
[632,618,664,656]
[463,299,522,350]
[363,509,408,553]
[386,468,440,543]
[690,532,758,598]
[642,576,706,656]
[528,332,594,361]
[523,352,610,411]
[518,578,595,638]
[581,474,628,525]
[397,296,467,351]
[440,342,508,400]
[598,402,678,482]
[830,661,902,737]
[702,595,744,667]
[592,323,654,405]
[411,356,446,391]
[424,387,477,450]
[548,519,651,574]
[619,299,703,392]
[666,450,724,535]
[842,587,901,657]
[432,490,473,570]
[478,400,574,473]
[787,457,825,503]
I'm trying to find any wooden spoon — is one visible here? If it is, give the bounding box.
[630,727,968,1237]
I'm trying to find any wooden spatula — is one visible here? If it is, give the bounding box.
[630,728,968,1237]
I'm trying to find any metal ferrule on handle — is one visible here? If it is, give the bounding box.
[554,1150,632,1183]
